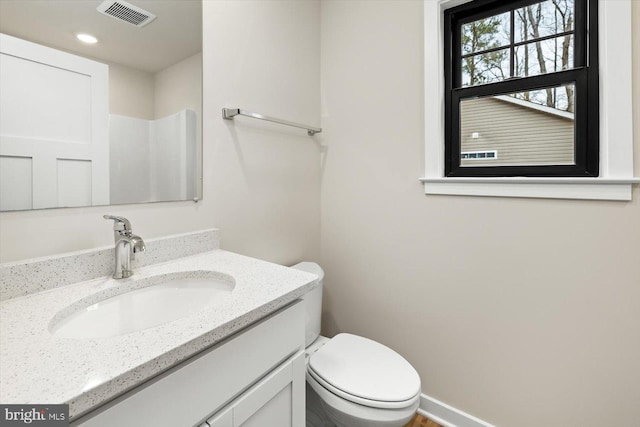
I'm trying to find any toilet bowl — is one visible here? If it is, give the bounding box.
[292,262,421,427]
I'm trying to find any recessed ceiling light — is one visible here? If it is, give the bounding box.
[76,33,98,44]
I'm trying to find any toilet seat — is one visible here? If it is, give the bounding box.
[307,367,420,410]
[307,333,421,409]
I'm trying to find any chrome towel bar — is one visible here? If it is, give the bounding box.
[222,108,322,136]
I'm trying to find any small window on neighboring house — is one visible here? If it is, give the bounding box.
[462,150,498,162]
[444,0,598,177]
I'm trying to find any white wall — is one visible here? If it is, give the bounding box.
[204,0,321,263]
[0,0,321,265]
[109,62,155,120]
[154,53,202,120]
[319,1,640,426]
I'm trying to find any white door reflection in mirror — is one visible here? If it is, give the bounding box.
[0,34,109,210]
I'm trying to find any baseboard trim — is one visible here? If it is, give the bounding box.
[418,393,496,427]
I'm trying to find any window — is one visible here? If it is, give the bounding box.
[444,0,599,177]
[422,0,636,200]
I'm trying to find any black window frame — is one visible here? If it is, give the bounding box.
[444,0,599,177]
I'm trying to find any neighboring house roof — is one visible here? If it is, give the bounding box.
[494,95,575,120]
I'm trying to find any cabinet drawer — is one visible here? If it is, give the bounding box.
[73,301,304,427]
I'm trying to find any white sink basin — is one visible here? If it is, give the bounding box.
[50,271,235,339]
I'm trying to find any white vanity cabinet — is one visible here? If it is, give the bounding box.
[72,301,306,427]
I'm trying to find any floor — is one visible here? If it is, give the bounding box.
[404,413,444,427]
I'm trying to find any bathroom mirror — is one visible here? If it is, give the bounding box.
[0,0,202,211]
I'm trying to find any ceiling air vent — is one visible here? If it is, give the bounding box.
[97,0,156,28]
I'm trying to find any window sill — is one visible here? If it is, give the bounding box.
[419,177,640,201]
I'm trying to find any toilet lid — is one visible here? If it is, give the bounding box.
[308,333,421,404]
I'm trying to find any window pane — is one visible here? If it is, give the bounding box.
[462,48,510,87]
[462,12,510,55]
[459,85,576,167]
[510,85,575,111]
[515,0,575,43]
[514,35,574,77]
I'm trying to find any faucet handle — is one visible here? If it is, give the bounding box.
[103,215,132,232]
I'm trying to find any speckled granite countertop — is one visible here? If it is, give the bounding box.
[0,249,318,419]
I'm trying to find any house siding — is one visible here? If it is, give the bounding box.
[460,97,575,167]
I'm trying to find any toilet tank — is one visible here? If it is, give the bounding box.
[291,262,324,347]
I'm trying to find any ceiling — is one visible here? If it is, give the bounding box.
[0,0,202,73]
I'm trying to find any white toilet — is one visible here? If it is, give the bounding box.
[292,262,421,427]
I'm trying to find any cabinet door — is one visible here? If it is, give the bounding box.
[207,352,305,427]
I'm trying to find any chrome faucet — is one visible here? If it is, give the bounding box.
[103,215,146,279]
